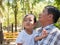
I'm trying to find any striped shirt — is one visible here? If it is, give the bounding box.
[36,24,60,45]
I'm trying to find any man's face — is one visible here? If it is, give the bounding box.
[39,8,49,23]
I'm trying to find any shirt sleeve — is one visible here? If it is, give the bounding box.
[35,28,42,37]
[15,32,23,44]
[54,34,60,45]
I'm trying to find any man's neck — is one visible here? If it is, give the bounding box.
[41,22,54,28]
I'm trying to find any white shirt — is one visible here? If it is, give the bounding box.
[16,30,37,45]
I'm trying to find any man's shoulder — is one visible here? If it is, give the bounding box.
[54,28,60,39]
[57,29,60,37]
[55,27,60,33]
[52,26,60,32]
[54,29,60,45]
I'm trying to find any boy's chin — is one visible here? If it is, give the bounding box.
[26,27,31,29]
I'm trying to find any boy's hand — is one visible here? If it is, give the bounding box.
[41,29,48,38]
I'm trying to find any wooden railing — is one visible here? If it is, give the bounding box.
[3,32,19,40]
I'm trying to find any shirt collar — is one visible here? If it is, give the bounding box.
[42,24,55,33]
[43,24,54,29]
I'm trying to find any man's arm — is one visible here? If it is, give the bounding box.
[54,34,60,45]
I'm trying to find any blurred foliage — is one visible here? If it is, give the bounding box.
[54,22,60,29]
[0,0,60,31]
[54,0,60,9]
[54,0,60,29]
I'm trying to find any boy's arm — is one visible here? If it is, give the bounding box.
[17,43,22,45]
[34,36,43,41]
[16,32,23,45]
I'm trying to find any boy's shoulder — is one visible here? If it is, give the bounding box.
[18,30,25,35]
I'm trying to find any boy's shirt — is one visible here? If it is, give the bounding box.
[16,30,38,45]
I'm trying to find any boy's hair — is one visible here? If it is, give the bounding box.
[45,5,60,23]
[23,14,36,23]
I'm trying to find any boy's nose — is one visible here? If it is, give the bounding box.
[26,20,30,23]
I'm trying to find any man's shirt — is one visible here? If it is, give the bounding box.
[36,24,60,45]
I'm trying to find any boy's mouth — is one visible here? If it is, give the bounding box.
[26,23,30,26]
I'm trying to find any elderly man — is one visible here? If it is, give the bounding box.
[36,5,60,45]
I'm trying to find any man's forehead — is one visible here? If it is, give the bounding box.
[43,8,48,11]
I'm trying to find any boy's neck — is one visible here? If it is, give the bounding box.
[25,29,33,35]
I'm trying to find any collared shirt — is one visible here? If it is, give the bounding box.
[36,24,60,45]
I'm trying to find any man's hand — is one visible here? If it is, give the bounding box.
[41,29,48,38]
[35,29,48,41]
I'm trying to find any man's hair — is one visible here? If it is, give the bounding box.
[45,5,60,23]
[23,14,36,23]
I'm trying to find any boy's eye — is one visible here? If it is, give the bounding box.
[24,19,33,22]
[24,19,27,21]
[29,20,32,21]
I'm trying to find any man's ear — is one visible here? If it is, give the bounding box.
[48,14,53,19]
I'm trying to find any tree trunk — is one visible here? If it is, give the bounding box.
[14,3,17,32]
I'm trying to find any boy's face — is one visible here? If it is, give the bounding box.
[23,15,35,30]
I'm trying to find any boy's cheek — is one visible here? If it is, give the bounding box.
[30,21,34,24]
